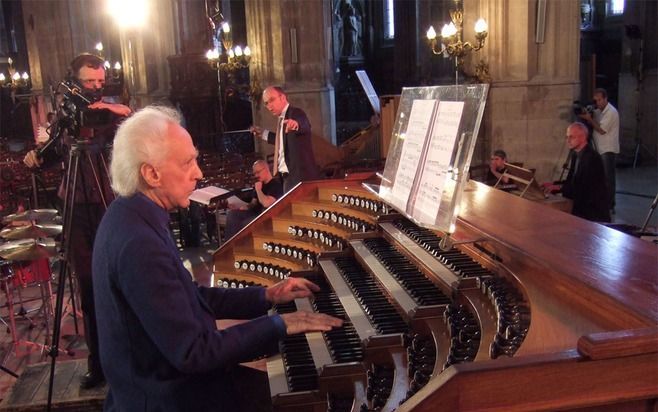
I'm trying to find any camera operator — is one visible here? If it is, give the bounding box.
[23,53,131,390]
[578,88,619,214]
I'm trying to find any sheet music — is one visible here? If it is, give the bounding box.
[389,99,437,212]
[189,186,249,208]
[412,101,464,223]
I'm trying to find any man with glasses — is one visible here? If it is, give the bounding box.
[23,53,131,389]
[543,122,610,222]
[250,86,320,193]
[224,159,283,240]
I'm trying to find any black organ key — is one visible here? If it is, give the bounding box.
[332,257,408,335]
[361,238,451,307]
[305,273,364,363]
[273,301,320,392]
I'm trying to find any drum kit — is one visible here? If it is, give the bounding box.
[0,208,61,363]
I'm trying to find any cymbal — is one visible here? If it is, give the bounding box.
[0,224,63,240]
[2,209,59,223]
[0,238,58,261]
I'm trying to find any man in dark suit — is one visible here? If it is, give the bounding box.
[250,86,320,193]
[92,106,342,412]
[545,122,610,222]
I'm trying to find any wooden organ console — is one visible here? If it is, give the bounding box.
[211,176,658,411]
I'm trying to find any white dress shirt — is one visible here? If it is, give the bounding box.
[592,103,620,154]
[261,104,290,173]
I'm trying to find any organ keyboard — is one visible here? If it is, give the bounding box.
[212,176,658,411]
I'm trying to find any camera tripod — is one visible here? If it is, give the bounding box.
[46,139,112,411]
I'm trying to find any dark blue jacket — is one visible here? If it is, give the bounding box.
[93,193,285,411]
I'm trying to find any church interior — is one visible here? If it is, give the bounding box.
[0,0,656,410]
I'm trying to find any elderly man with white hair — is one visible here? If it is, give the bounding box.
[92,105,342,412]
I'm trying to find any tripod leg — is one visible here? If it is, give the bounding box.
[67,269,80,335]
[47,148,80,412]
[0,364,19,378]
[640,193,658,233]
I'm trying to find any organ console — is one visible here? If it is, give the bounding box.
[212,175,658,411]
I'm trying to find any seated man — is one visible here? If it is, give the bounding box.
[543,122,610,222]
[486,149,511,186]
[224,159,283,240]
[92,106,342,411]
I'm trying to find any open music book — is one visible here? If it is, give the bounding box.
[189,186,250,208]
[375,84,489,232]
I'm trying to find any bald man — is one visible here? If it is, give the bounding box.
[224,159,283,240]
[250,86,320,192]
[546,122,610,222]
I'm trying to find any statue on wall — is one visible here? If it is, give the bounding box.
[580,0,593,29]
[335,0,363,58]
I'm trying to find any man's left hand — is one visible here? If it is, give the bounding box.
[88,101,132,117]
[265,277,320,304]
[284,119,299,133]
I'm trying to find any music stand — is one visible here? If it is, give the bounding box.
[494,163,538,198]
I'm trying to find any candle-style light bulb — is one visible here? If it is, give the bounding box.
[221,22,230,33]
[95,42,104,52]
[206,49,214,60]
[12,72,20,81]
[7,57,12,66]
[21,72,29,80]
[104,61,111,69]
[114,62,122,70]
[234,46,243,57]
[244,46,251,56]
[228,48,235,59]
[442,22,457,37]
[426,26,437,40]
[474,18,488,34]
[0,73,5,82]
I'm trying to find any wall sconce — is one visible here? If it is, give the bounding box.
[0,57,31,90]
[426,0,489,84]
[205,19,251,72]
[95,42,123,84]
[103,60,123,81]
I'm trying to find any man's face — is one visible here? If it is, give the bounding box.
[77,66,106,92]
[490,155,506,170]
[262,89,287,117]
[593,93,607,111]
[153,123,203,210]
[252,163,271,183]
[566,126,587,151]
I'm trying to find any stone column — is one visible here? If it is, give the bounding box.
[468,0,581,182]
[245,0,336,159]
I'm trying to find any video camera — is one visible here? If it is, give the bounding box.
[58,79,114,128]
[36,79,115,159]
[573,100,595,116]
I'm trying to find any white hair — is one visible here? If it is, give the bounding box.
[110,105,182,197]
